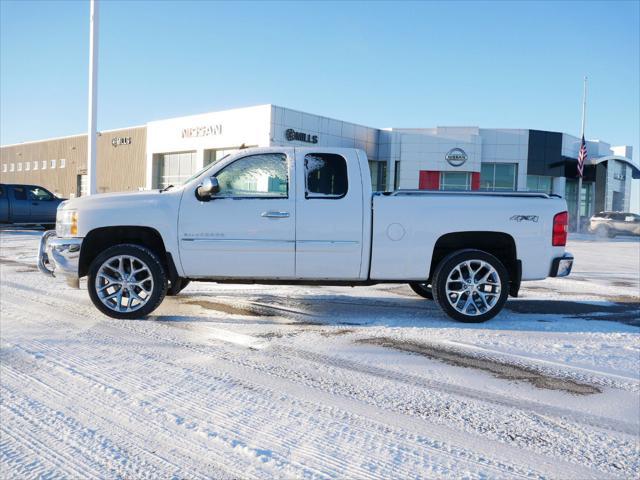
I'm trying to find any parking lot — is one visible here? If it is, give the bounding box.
[1,228,639,479]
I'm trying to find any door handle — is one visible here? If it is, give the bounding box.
[261,211,290,218]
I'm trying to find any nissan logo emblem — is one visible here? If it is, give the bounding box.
[445,148,468,167]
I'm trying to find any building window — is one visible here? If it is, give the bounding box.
[2,164,6,173]
[480,163,517,191]
[368,160,387,192]
[25,162,30,171]
[526,175,552,193]
[60,158,66,168]
[203,146,257,167]
[10,163,15,172]
[17,163,22,171]
[42,160,47,170]
[78,174,88,197]
[50,159,56,169]
[33,161,38,170]
[440,172,471,190]
[216,153,288,197]
[153,151,197,189]
[305,153,348,198]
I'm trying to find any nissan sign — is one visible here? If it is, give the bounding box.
[182,124,223,138]
[445,148,468,167]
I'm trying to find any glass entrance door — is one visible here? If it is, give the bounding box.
[153,151,197,189]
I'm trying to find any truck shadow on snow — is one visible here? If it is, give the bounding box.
[162,291,640,333]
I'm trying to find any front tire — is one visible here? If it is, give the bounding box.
[87,244,167,319]
[432,249,509,323]
[409,282,433,300]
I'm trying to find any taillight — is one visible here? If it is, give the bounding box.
[552,211,568,246]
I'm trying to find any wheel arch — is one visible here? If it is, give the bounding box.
[79,226,178,282]
[429,231,521,297]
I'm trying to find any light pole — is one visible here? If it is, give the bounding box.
[86,0,99,195]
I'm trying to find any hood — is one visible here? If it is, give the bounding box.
[59,189,179,211]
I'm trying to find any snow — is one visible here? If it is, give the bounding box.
[1,228,639,479]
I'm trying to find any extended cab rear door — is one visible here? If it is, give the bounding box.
[294,148,365,280]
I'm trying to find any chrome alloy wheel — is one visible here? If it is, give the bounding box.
[444,259,501,317]
[95,255,154,313]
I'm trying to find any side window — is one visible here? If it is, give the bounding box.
[304,153,348,198]
[29,187,53,201]
[13,187,27,200]
[215,153,288,198]
[0,186,4,197]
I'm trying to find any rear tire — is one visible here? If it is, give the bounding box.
[409,282,433,300]
[432,249,509,323]
[595,225,610,238]
[87,244,167,319]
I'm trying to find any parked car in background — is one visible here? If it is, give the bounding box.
[0,184,64,228]
[589,211,640,237]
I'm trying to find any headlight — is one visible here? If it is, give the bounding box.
[56,210,78,237]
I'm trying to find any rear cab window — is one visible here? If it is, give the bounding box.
[304,153,348,199]
[12,187,27,200]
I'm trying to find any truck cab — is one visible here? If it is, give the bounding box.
[179,147,369,281]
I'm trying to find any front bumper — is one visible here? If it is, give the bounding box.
[37,230,83,288]
[550,252,574,278]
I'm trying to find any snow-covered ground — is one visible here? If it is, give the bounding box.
[1,229,638,479]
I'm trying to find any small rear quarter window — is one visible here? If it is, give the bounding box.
[305,153,348,198]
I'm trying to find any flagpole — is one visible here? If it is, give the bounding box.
[87,0,99,195]
[576,76,587,233]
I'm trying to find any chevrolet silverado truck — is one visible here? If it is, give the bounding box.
[37,147,573,322]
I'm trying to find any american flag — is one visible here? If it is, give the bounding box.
[577,135,587,178]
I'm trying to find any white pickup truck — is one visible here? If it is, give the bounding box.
[38,147,573,322]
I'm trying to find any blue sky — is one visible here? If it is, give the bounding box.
[1,0,639,208]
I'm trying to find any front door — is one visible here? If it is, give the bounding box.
[9,186,30,222]
[178,151,296,279]
[28,186,58,222]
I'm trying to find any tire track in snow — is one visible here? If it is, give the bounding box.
[272,345,637,436]
[1,292,557,480]
[3,311,533,480]
[0,316,324,479]
[2,277,631,479]
[0,367,227,480]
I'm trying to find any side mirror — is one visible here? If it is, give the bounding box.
[196,176,220,201]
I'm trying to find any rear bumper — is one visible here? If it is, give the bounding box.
[550,252,573,278]
[37,230,83,288]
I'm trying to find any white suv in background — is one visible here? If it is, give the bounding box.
[589,211,640,238]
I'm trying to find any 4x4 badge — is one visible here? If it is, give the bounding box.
[510,215,539,223]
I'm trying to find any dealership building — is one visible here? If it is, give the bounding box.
[1,104,638,225]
